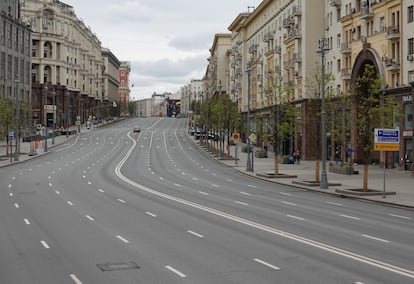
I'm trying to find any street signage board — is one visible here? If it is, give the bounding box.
[249,133,257,142]
[231,132,241,141]
[8,130,14,140]
[374,128,400,151]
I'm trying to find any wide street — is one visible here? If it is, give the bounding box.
[1,117,414,284]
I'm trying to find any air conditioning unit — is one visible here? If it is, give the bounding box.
[407,54,414,61]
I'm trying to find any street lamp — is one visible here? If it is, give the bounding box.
[65,91,69,138]
[14,78,20,161]
[246,61,253,172]
[43,83,48,152]
[218,80,223,159]
[51,88,56,145]
[317,37,329,189]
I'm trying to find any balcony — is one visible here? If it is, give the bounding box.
[384,58,400,71]
[249,44,258,54]
[340,42,351,54]
[329,0,341,7]
[360,6,374,19]
[275,46,281,54]
[386,26,400,40]
[293,53,302,63]
[264,31,274,42]
[292,5,302,16]
[284,29,302,43]
[341,68,351,80]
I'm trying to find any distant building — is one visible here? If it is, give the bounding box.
[102,48,120,119]
[118,61,130,117]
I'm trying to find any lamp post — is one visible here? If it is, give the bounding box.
[51,88,56,145]
[14,78,20,161]
[43,83,48,152]
[246,61,253,172]
[205,87,209,151]
[65,91,69,138]
[317,37,329,189]
[218,80,223,159]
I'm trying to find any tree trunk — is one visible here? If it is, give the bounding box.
[363,164,369,191]
[274,152,279,175]
[315,159,320,183]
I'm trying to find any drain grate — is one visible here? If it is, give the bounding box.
[97,261,140,272]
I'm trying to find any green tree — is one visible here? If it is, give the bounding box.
[351,64,400,191]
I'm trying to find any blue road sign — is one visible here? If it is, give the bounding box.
[8,130,14,140]
[375,128,399,144]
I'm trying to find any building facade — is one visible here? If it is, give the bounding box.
[102,48,120,120]
[118,61,130,117]
[21,0,105,128]
[197,0,413,174]
[0,0,32,136]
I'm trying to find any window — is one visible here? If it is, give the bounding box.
[408,6,413,23]
[405,103,413,130]
[380,16,385,32]
[409,38,414,55]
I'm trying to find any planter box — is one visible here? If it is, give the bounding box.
[255,150,268,158]
[329,164,359,175]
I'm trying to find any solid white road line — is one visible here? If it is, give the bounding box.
[165,265,187,278]
[187,230,204,238]
[41,240,50,249]
[253,258,280,270]
[362,234,389,243]
[340,214,360,220]
[70,274,82,284]
[115,132,414,280]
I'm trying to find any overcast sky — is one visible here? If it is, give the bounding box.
[65,0,262,100]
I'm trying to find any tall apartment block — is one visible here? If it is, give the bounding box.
[21,0,105,128]
[204,0,413,172]
[0,0,32,135]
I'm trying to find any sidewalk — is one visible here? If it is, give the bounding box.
[197,140,414,209]
[0,126,80,167]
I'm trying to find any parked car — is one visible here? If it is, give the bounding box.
[133,126,141,133]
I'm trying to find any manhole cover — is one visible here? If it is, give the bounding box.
[97,261,140,272]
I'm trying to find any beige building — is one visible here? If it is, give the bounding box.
[21,0,105,127]
[198,0,413,173]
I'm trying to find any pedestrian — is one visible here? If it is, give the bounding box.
[295,151,301,164]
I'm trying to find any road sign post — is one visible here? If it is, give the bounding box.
[374,128,400,198]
